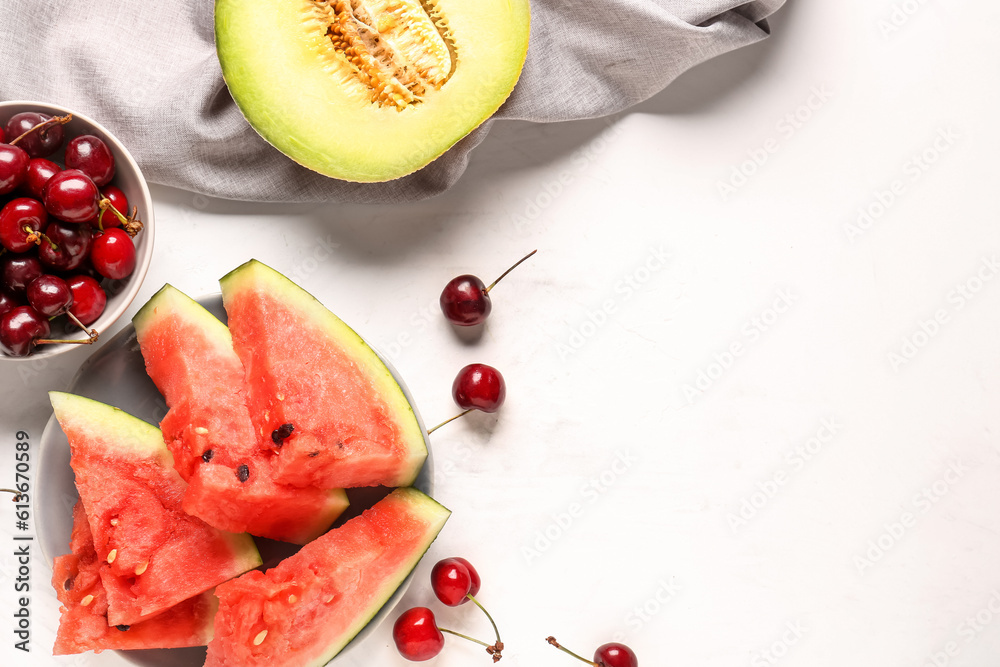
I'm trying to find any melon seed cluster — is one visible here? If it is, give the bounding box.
[309,0,456,109]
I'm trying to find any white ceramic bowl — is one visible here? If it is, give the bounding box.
[0,100,154,361]
[37,295,434,665]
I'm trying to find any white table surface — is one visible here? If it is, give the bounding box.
[4,1,1000,665]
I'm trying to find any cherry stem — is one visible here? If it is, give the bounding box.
[547,637,597,666]
[427,409,473,435]
[36,337,97,346]
[98,198,144,238]
[9,114,72,147]
[66,312,99,342]
[468,594,502,647]
[24,226,57,250]
[485,249,537,293]
[0,489,23,502]
[439,627,493,649]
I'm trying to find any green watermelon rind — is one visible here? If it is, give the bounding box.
[49,391,175,466]
[300,487,451,667]
[219,259,428,486]
[133,283,234,351]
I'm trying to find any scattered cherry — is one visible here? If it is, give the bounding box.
[22,157,61,200]
[43,169,100,224]
[546,637,638,667]
[90,228,136,279]
[0,144,30,195]
[67,275,106,326]
[65,135,115,187]
[432,557,482,606]
[453,364,506,413]
[26,274,73,318]
[393,607,445,662]
[394,605,503,663]
[440,250,536,326]
[0,305,50,357]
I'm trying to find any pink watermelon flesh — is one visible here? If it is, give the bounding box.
[204,487,450,667]
[52,501,216,655]
[220,260,427,490]
[50,392,262,627]
[133,284,348,544]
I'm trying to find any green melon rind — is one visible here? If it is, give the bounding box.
[214,0,532,182]
[219,259,428,486]
[48,391,264,573]
[133,284,233,351]
[305,488,450,667]
[49,392,175,467]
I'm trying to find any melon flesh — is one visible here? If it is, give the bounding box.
[49,392,263,627]
[133,284,349,544]
[220,259,428,490]
[204,488,450,667]
[214,0,531,182]
[52,502,216,655]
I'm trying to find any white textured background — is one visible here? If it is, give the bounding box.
[3,2,1000,665]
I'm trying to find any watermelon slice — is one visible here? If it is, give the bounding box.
[49,392,263,627]
[52,501,216,655]
[133,284,349,544]
[204,487,449,667]
[219,260,427,489]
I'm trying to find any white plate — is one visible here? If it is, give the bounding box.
[37,294,434,665]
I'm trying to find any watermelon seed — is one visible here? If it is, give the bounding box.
[287,594,298,604]
[195,426,209,435]
[324,595,334,604]
[80,595,94,607]
[253,630,268,646]
[110,518,119,526]
[309,451,320,458]
[63,578,73,590]
[202,449,215,463]
[116,624,130,632]
[271,423,295,446]
[238,464,250,482]
[135,561,149,576]
[107,549,118,564]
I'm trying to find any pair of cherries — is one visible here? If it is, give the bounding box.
[393,558,637,665]
[430,251,536,433]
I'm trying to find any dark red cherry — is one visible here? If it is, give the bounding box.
[440,274,490,326]
[0,305,50,357]
[594,644,638,667]
[39,222,92,272]
[452,364,506,413]
[94,185,127,229]
[0,144,30,196]
[1,255,43,295]
[440,250,536,326]
[5,112,64,158]
[90,228,135,279]
[65,135,115,187]
[0,197,47,253]
[43,169,100,224]
[67,275,106,326]
[431,557,480,607]
[0,290,21,318]
[27,275,73,318]
[393,607,444,662]
[23,158,61,200]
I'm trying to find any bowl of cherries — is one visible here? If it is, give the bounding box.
[0,101,154,360]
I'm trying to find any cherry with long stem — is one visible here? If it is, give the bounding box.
[8,114,72,148]
[547,636,638,667]
[440,249,537,326]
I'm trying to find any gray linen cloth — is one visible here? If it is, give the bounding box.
[0,0,783,203]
